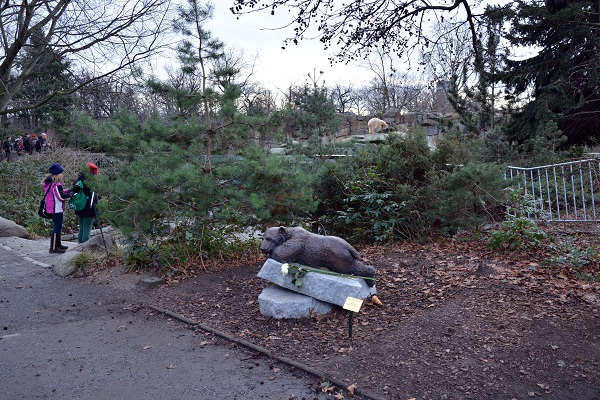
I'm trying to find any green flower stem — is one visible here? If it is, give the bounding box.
[287,263,376,282]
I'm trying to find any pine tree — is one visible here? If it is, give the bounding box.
[280,70,340,157]
[12,32,75,129]
[170,0,227,173]
[488,0,600,146]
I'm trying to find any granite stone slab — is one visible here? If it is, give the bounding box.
[257,258,377,307]
[258,286,334,319]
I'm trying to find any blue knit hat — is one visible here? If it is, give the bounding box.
[49,163,64,175]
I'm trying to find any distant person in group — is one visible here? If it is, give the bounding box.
[30,134,37,154]
[23,133,31,154]
[36,133,49,152]
[35,133,44,152]
[72,163,99,243]
[15,136,24,155]
[42,163,72,253]
[2,136,11,161]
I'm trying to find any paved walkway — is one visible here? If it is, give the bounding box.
[0,236,327,399]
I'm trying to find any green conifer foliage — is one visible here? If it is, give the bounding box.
[488,0,600,146]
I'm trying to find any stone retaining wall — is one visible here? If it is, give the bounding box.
[269,111,462,152]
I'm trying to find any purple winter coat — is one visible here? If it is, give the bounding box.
[42,177,70,214]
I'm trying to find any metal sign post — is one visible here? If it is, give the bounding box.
[343,297,363,338]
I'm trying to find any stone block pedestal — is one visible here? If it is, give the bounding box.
[258,286,334,319]
[256,258,377,319]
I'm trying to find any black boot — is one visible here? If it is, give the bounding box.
[49,233,65,254]
[56,233,68,250]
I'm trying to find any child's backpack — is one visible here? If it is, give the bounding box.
[69,181,88,211]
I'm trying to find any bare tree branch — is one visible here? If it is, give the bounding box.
[229,0,486,68]
[0,0,172,115]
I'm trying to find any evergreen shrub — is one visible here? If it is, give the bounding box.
[315,134,433,242]
[487,189,548,250]
[217,146,319,224]
[427,163,508,234]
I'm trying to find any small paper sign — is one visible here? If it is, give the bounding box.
[343,297,363,313]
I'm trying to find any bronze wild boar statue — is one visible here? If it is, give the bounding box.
[260,226,376,287]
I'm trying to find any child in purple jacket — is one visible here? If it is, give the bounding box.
[42,163,72,253]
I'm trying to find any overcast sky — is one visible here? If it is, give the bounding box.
[207,4,372,91]
[155,1,514,93]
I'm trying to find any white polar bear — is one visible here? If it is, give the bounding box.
[367,117,388,134]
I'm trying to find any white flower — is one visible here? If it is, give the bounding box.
[281,263,289,276]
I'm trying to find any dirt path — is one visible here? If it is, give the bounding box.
[143,237,600,400]
[5,232,598,399]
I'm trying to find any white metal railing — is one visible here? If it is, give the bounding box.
[506,159,600,222]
